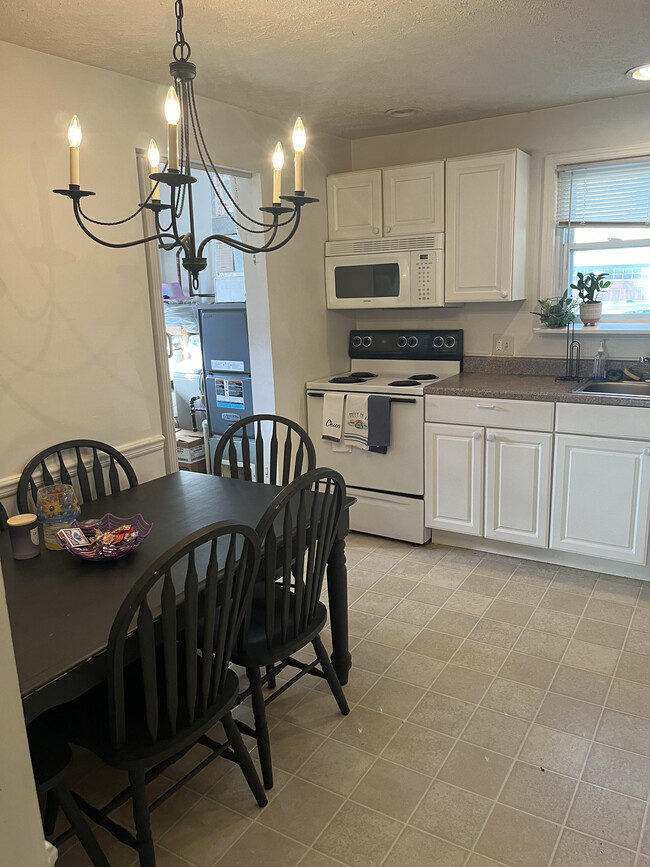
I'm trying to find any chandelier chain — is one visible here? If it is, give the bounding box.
[173,0,191,61]
[187,83,294,231]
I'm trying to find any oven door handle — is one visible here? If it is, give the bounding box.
[307,392,418,404]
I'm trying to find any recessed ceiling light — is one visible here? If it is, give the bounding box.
[626,64,650,81]
[384,107,424,119]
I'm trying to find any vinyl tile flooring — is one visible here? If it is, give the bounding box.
[56,533,650,866]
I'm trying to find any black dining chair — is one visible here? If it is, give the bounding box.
[45,521,266,867]
[29,721,110,866]
[213,414,316,485]
[232,467,350,790]
[0,509,109,864]
[17,439,138,513]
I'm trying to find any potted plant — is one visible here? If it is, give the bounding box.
[570,272,610,326]
[531,290,576,329]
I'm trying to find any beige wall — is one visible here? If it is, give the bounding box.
[351,93,650,360]
[0,563,50,865]
[0,40,352,500]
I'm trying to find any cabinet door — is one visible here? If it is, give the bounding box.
[485,428,552,548]
[425,423,483,535]
[382,162,444,237]
[550,434,650,564]
[445,151,526,302]
[327,171,382,240]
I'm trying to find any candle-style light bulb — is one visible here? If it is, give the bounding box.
[148,138,160,200]
[292,117,306,193]
[272,142,284,204]
[165,87,181,171]
[67,115,82,186]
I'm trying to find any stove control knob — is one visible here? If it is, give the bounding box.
[351,335,362,348]
[444,336,457,349]
[397,336,408,348]
[362,336,372,348]
[407,336,419,348]
[432,335,444,349]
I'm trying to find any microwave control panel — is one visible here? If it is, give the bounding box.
[411,250,442,306]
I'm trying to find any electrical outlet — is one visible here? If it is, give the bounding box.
[492,334,514,356]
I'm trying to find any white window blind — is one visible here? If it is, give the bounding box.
[556,159,650,226]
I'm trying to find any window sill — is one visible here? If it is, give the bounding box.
[533,323,650,335]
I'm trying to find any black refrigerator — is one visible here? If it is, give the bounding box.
[199,304,253,437]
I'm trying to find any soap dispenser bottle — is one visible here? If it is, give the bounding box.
[593,340,608,382]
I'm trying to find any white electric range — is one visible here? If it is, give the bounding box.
[306,329,463,543]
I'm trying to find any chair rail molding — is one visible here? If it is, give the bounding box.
[0,435,166,511]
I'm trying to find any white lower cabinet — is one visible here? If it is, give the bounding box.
[550,434,650,565]
[485,429,553,548]
[425,423,484,535]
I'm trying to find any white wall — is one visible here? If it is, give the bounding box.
[0,564,50,866]
[0,40,352,505]
[351,93,650,360]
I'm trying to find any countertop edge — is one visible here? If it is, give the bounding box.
[423,376,650,408]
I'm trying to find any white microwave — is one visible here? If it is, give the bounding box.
[325,235,445,309]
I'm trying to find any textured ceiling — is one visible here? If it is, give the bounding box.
[5,0,650,138]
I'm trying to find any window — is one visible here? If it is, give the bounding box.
[555,158,650,318]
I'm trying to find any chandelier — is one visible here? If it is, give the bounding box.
[54,0,318,296]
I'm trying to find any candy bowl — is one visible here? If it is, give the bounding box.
[57,513,153,561]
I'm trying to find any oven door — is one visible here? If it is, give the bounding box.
[325,251,411,309]
[306,392,424,495]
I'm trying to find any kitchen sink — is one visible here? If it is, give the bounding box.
[571,380,650,397]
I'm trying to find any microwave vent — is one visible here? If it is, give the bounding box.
[325,234,443,256]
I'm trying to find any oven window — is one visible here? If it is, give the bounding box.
[334,263,400,298]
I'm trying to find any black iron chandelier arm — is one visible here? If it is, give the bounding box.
[73,199,178,249]
[77,181,159,227]
[197,206,302,257]
[186,84,295,232]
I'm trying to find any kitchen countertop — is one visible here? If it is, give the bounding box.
[424,373,650,408]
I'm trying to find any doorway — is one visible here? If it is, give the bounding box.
[137,152,276,474]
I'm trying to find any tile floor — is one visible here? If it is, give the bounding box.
[56,533,650,867]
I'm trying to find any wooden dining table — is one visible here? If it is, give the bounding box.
[0,472,352,724]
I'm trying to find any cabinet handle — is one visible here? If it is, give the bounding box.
[644,448,650,456]
[475,404,496,409]
[372,228,380,235]
[486,432,496,441]
[499,291,508,298]
[384,226,391,233]
[472,431,482,440]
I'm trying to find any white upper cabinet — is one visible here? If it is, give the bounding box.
[382,163,445,237]
[445,149,530,302]
[326,162,444,241]
[327,171,383,240]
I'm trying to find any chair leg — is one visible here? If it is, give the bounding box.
[313,635,350,716]
[265,665,276,690]
[52,783,110,867]
[129,768,156,867]
[222,712,268,808]
[246,666,274,790]
[43,789,60,837]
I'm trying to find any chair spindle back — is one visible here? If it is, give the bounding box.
[213,415,316,486]
[107,522,260,751]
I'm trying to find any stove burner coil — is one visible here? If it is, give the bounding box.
[388,380,420,386]
[409,374,439,381]
[328,375,369,383]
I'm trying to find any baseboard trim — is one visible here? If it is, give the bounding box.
[430,528,650,582]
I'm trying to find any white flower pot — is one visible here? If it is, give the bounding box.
[579,302,602,327]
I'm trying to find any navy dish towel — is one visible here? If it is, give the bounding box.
[368,395,391,454]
